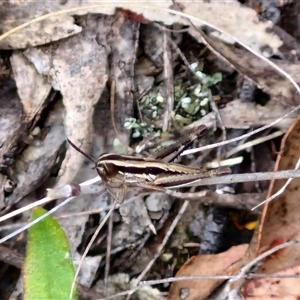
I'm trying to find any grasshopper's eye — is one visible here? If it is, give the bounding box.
[104,163,119,177]
[97,162,119,177]
[96,165,104,173]
[95,162,105,177]
[95,164,111,182]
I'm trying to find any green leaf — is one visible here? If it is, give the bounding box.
[24,207,77,300]
[205,72,222,86]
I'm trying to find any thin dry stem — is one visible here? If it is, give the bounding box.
[143,272,300,286]
[0,196,76,244]
[162,28,174,131]
[104,208,114,289]
[0,197,52,223]
[224,130,284,159]
[0,176,100,223]
[171,169,300,188]
[207,89,227,158]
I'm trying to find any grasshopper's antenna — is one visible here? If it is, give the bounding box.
[67,139,96,164]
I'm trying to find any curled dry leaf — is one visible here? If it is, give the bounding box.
[168,244,248,300]
[239,115,300,297]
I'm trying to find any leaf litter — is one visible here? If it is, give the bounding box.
[0,1,300,299]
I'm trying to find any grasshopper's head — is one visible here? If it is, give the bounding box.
[96,154,122,183]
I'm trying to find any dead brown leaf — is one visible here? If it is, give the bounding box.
[168,244,248,300]
[0,2,82,49]
[238,115,300,297]
[243,263,300,299]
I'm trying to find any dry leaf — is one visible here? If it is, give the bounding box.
[10,51,51,121]
[243,263,300,299]
[239,115,300,297]
[0,10,81,49]
[168,244,248,300]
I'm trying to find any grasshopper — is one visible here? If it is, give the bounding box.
[68,124,230,203]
